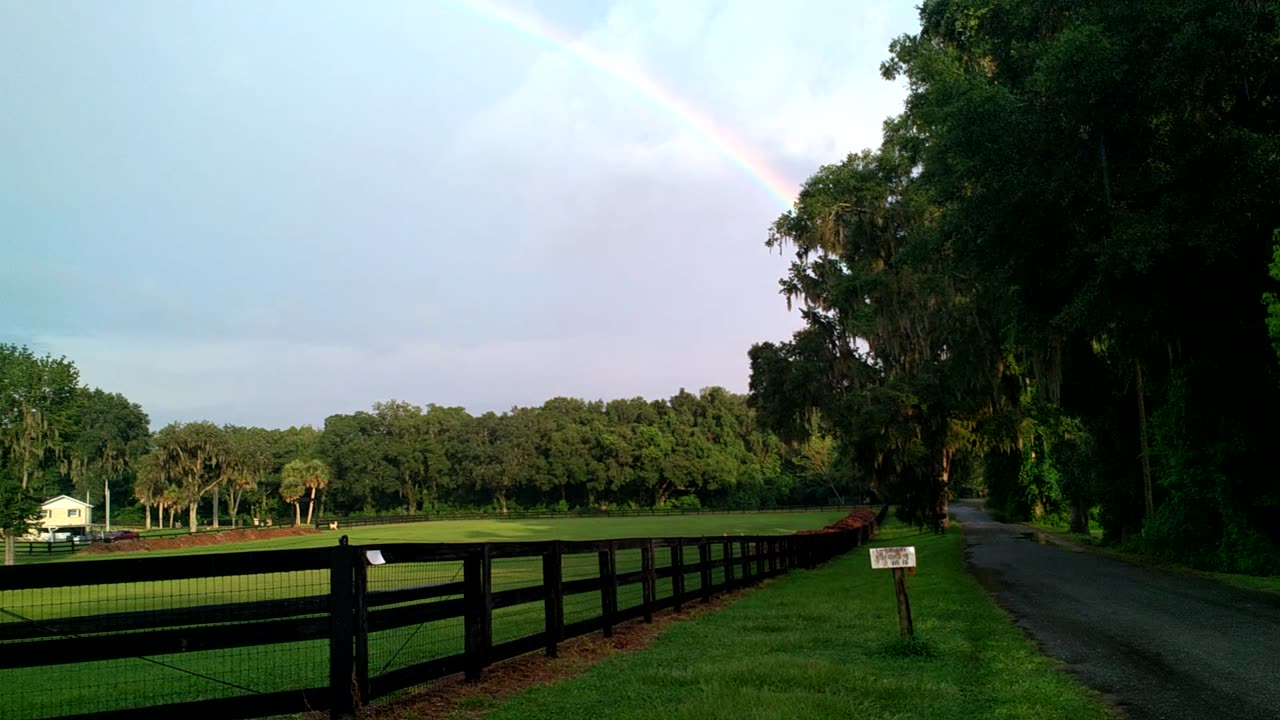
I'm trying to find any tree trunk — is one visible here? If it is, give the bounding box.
[935,450,952,530]
[188,502,198,534]
[497,492,508,514]
[293,501,301,527]
[825,478,845,505]
[212,487,220,529]
[4,528,14,567]
[318,490,326,520]
[1069,497,1090,534]
[144,502,152,530]
[228,489,240,529]
[305,486,317,526]
[1136,360,1154,519]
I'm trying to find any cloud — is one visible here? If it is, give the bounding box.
[4,0,920,428]
[35,331,769,429]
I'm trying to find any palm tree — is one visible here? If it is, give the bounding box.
[161,485,182,528]
[280,461,308,527]
[301,459,331,527]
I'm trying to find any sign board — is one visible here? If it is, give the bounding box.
[869,546,916,569]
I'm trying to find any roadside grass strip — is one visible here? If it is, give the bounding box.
[481,520,1115,720]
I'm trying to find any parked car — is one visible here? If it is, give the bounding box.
[105,530,140,543]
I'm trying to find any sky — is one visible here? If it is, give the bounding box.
[1,0,921,429]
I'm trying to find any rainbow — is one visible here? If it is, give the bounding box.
[450,0,798,210]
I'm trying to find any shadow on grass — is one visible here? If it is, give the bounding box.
[873,636,940,660]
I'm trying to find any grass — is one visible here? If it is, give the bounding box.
[479,520,1115,720]
[1,512,842,720]
[1026,517,1104,540]
[1018,524,1280,597]
[30,512,850,563]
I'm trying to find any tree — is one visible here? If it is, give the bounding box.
[63,388,150,526]
[373,400,428,514]
[751,147,993,529]
[0,345,80,565]
[152,422,232,534]
[320,412,398,514]
[224,426,274,527]
[279,464,306,527]
[300,459,331,526]
[133,452,165,530]
[880,0,1280,562]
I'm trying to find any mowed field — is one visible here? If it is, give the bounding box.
[1,512,846,720]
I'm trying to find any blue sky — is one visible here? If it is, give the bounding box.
[1,0,920,429]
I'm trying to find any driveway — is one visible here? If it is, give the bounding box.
[952,501,1280,720]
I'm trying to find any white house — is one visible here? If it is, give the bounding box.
[36,495,93,534]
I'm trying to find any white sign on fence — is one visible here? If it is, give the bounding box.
[869,546,917,569]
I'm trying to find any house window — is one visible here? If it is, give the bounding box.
[67,509,80,518]
[40,509,51,518]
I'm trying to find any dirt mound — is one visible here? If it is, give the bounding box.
[79,526,319,554]
[791,506,879,535]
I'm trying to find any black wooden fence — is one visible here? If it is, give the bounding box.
[317,503,866,529]
[12,539,82,556]
[0,507,885,720]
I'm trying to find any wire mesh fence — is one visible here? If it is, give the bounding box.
[0,504,887,720]
[0,549,333,720]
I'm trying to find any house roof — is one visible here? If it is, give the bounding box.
[41,495,94,508]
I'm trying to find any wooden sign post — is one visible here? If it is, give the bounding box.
[869,546,916,637]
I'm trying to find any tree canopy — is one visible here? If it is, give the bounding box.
[750,0,1280,572]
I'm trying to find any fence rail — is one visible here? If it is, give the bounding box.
[0,505,887,720]
[317,503,870,529]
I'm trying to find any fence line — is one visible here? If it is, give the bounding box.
[11,539,81,556]
[317,503,870,529]
[0,505,887,720]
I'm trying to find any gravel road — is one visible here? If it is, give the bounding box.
[952,501,1280,720]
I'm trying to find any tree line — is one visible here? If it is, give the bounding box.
[0,343,854,564]
[749,0,1280,574]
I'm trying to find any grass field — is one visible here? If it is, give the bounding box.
[2,512,844,720]
[479,520,1115,720]
[34,512,851,563]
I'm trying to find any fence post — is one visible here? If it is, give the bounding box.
[671,539,685,612]
[464,544,492,682]
[598,543,617,638]
[329,537,356,720]
[698,541,712,603]
[723,540,735,590]
[756,540,765,578]
[740,540,751,584]
[642,539,655,623]
[353,553,370,706]
[542,541,563,658]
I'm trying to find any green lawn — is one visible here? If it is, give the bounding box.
[33,512,850,563]
[481,520,1115,720]
[2,512,842,720]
